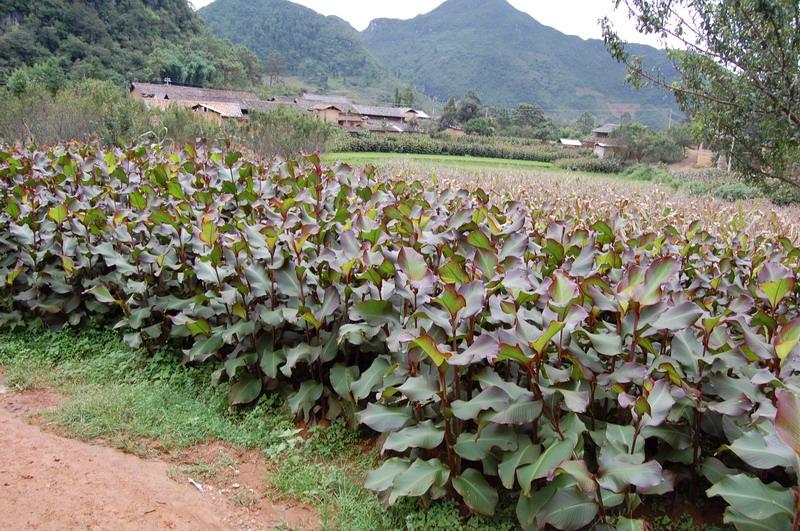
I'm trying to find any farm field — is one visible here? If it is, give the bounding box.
[322,151,556,171]
[1,142,800,531]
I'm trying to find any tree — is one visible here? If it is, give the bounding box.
[395,86,415,106]
[464,117,495,136]
[575,112,596,135]
[512,103,546,129]
[265,52,287,87]
[457,91,482,123]
[439,97,458,129]
[602,0,800,187]
[612,122,655,163]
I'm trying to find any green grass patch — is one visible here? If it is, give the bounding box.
[322,151,555,171]
[0,323,518,530]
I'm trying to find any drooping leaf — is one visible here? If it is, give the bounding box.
[383,421,445,453]
[453,468,498,516]
[288,380,323,421]
[229,373,262,405]
[706,473,794,521]
[358,403,412,433]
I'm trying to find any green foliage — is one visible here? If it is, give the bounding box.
[463,117,495,136]
[0,0,260,88]
[0,82,342,156]
[199,0,385,89]
[0,324,300,453]
[336,133,586,163]
[1,141,799,530]
[603,0,800,188]
[555,157,622,173]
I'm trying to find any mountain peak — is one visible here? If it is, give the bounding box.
[360,0,677,125]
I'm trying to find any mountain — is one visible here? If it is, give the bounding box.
[199,0,388,90]
[0,0,260,88]
[361,0,678,125]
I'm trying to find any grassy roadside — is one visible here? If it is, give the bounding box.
[0,323,518,530]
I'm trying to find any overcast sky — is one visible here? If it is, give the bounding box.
[189,0,665,47]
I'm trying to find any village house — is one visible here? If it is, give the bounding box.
[587,123,623,159]
[559,138,583,149]
[130,82,433,132]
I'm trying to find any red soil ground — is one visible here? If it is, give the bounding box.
[0,377,318,530]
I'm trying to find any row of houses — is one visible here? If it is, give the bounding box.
[129,82,431,134]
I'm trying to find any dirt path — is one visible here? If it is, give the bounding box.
[0,379,318,530]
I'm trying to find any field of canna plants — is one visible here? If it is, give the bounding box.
[1,141,800,530]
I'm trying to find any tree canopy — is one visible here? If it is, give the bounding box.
[0,0,261,89]
[603,0,800,187]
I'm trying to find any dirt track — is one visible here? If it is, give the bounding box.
[0,380,317,530]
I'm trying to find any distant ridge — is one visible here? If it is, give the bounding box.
[360,0,678,125]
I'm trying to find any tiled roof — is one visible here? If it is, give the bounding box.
[191,102,243,118]
[592,123,620,135]
[301,93,353,105]
[353,104,408,119]
[131,82,259,104]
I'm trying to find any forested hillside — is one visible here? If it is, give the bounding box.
[199,0,386,89]
[361,0,678,124]
[0,0,261,88]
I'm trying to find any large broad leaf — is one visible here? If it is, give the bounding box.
[706,473,794,521]
[490,400,542,425]
[330,363,360,400]
[287,380,323,421]
[641,379,675,427]
[398,247,428,282]
[723,508,793,531]
[351,356,391,400]
[775,319,800,364]
[585,331,622,357]
[475,367,534,401]
[650,302,702,331]
[411,334,451,367]
[634,257,679,306]
[499,437,540,489]
[383,421,445,453]
[776,389,800,456]
[453,468,498,516]
[358,403,412,433]
[517,439,575,495]
[389,458,449,504]
[449,335,500,366]
[455,424,518,460]
[451,387,509,421]
[364,458,410,493]
[259,348,286,379]
[726,430,795,470]
[351,300,399,324]
[598,457,663,493]
[758,262,795,309]
[397,374,439,403]
[538,487,599,530]
[184,334,224,363]
[228,373,262,405]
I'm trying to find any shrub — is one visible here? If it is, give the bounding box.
[335,133,577,163]
[555,156,622,173]
[1,141,799,530]
[711,182,762,201]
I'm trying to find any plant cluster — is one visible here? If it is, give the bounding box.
[555,157,622,174]
[1,142,800,529]
[335,133,591,165]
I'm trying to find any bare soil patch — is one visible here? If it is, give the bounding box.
[0,375,318,530]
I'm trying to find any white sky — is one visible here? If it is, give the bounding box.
[190,0,665,47]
